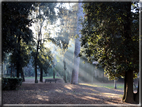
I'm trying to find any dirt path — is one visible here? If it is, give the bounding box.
[2,79,136,105]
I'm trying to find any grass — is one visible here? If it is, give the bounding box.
[79,83,124,90]
[97,83,124,90]
[25,76,62,79]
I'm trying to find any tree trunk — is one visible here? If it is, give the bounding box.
[11,65,12,77]
[34,56,38,83]
[16,34,21,78]
[114,79,117,89]
[121,3,136,103]
[35,39,40,83]
[63,58,67,83]
[40,68,43,82]
[71,1,84,84]
[16,64,19,78]
[34,53,38,83]
[29,68,30,77]
[67,71,70,83]
[10,67,12,77]
[71,48,80,84]
[34,13,44,83]
[34,6,44,83]
[2,62,5,76]
[53,69,55,79]
[122,70,135,103]
[134,80,139,103]
[21,69,25,82]
[13,67,15,77]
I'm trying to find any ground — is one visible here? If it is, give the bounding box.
[2,78,138,105]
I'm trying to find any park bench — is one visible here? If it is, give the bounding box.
[45,79,58,83]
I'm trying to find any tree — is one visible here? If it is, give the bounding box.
[80,2,139,103]
[71,1,84,84]
[2,2,34,79]
[48,3,78,83]
[49,32,70,82]
[29,3,57,83]
[37,44,53,82]
[9,42,31,81]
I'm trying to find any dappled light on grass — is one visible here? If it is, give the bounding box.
[79,83,124,91]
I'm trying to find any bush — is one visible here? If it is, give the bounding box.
[2,77,23,90]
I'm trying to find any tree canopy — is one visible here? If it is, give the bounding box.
[2,2,34,78]
[2,2,34,57]
[80,2,139,80]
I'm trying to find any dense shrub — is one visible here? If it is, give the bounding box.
[2,77,23,90]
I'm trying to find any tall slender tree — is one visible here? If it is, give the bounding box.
[30,3,57,83]
[49,3,78,83]
[38,44,53,82]
[71,1,84,84]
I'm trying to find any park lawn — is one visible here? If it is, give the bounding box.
[79,83,124,90]
[96,83,124,90]
[25,76,62,79]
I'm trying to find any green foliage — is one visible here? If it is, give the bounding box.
[9,43,31,69]
[80,2,139,80]
[31,43,53,74]
[29,3,58,82]
[2,77,23,90]
[2,2,35,77]
[2,2,34,58]
[50,4,78,53]
[37,49,53,73]
[39,3,57,24]
[23,64,35,77]
[52,35,70,50]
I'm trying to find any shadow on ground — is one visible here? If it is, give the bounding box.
[2,78,138,105]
